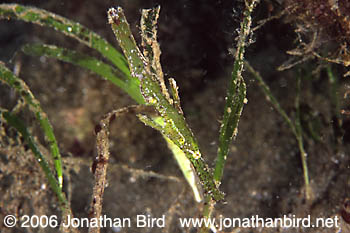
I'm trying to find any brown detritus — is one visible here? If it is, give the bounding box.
[88,105,154,233]
[282,0,350,68]
[140,6,171,103]
[285,0,350,41]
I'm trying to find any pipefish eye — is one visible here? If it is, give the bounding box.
[341,198,350,224]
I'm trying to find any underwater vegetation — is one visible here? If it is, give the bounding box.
[0,0,350,232]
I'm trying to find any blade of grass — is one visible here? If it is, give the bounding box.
[245,61,312,200]
[0,3,130,76]
[200,2,259,232]
[0,62,63,188]
[107,7,145,82]
[22,43,144,104]
[108,7,224,201]
[165,137,203,202]
[295,73,312,200]
[151,115,203,202]
[214,0,259,185]
[140,7,202,202]
[244,61,296,135]
[1,109,78,233]
[0,109,68,209]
